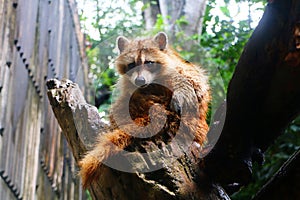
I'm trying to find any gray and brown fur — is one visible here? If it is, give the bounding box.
[79,32,210,187]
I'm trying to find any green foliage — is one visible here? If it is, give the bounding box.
[153,14,166,32]
[200,0,254,89]
[220,6,230,18]
[232,117,300,200]
[79,0,143,115]
[80,1,300,199]
[200,1,300,199]
[175,16,189,26]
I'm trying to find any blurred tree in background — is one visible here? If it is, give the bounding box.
[78,0,144,117]
[77,0,300,199]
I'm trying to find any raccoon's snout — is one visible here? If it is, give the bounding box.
[135,76,146,86]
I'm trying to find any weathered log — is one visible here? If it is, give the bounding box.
[46,79,229,200]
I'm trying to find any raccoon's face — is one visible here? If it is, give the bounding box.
[115,32,168,87]
[124,59,162,87]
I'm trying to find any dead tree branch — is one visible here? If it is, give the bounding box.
[46,79,228,200]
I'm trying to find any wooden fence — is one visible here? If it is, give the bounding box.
[0,0,89,199]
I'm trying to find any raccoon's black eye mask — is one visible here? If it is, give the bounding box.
[127,62,136,71]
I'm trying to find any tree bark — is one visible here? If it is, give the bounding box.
[253,149,300,200]
[204,0,300,191]
[142,0,207,47]
[142,0,161,30]
[46,79,228,200]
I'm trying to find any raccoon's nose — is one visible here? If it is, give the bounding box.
[135,76,146,86]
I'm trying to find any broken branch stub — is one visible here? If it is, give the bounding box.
[46,78,229,199]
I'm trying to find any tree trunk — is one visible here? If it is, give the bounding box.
[143,0,207,47]
[142,0,160,30]
[204,0,300,192]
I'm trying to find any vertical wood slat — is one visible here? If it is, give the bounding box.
[0,0,89,199]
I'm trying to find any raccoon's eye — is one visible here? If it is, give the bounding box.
[144,61,155,65]
[127,62,136,71]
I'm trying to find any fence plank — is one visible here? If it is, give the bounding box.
[0,0,89,199]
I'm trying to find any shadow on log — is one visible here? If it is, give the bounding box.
[46,79,228,199]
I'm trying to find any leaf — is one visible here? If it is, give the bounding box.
[150,0,157,5]
[220,6,230,18]
[141,2,150,11]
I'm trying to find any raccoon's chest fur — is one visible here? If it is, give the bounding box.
[128,83,173,120]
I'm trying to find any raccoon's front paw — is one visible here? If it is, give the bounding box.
[170,92,193,115]
[170,92,186,114]
[170,97,181,114]
[170,91,197,115]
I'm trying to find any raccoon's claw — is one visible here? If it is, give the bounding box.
[170,97,182,114]
[170,92,186,114]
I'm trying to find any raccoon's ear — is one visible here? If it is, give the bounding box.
[117,36,129,53]
[153,32,168,50]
